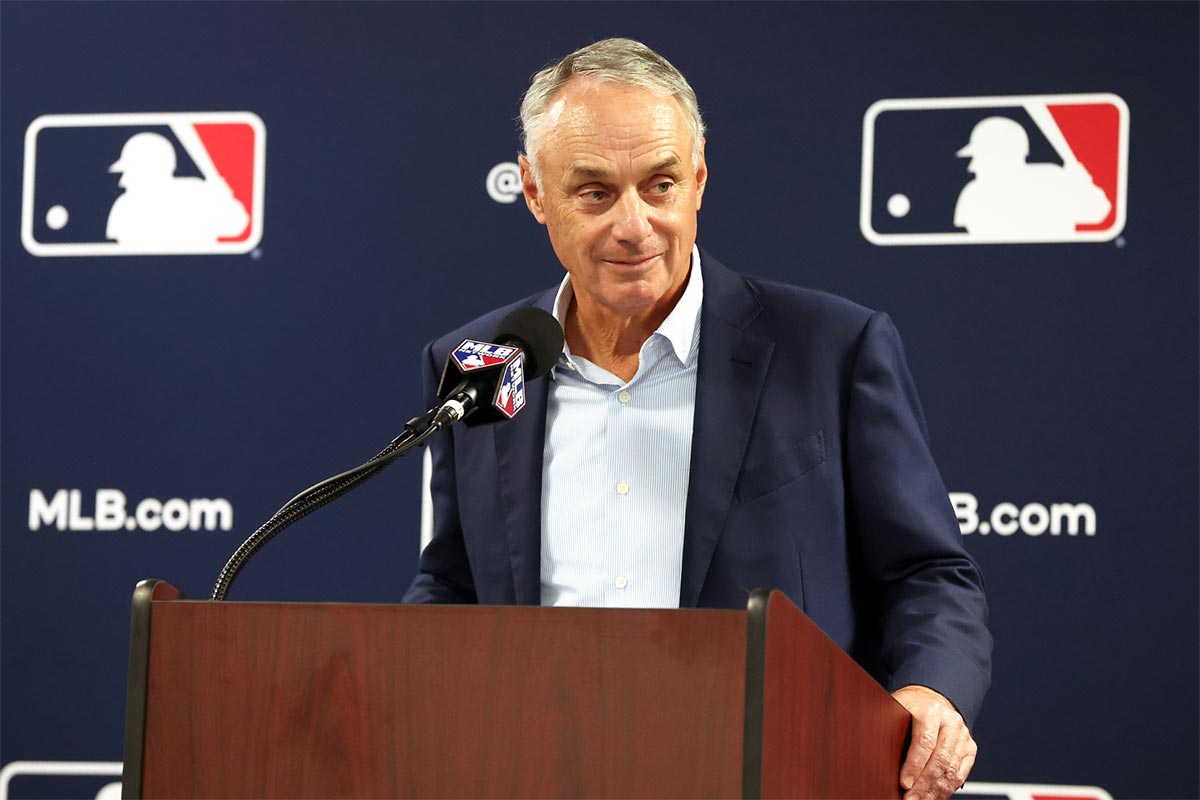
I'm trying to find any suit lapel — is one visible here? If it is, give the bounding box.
[492,290,558,605]
[679,254,774,608]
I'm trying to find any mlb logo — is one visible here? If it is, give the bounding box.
[494,356,526,419]
[0,760,123,800]
[860,94,1128,245]
[958,781,1113,800]
[21,112,265,256]
[451,340,517,372]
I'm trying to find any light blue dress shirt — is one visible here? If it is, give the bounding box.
[540,245,703,608]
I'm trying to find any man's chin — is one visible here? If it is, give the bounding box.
[591,286,673,318]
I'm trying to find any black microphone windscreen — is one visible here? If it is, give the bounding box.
[493,307,564,380]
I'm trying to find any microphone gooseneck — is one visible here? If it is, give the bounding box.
[209,411,441,602]
[209,307,563,601]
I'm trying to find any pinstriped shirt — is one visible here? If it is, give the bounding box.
[540,245,703,608]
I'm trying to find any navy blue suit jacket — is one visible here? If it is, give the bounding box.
[403,251,992,725]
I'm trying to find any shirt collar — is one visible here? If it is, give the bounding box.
[550,244,704,369]
[657,244,704,364]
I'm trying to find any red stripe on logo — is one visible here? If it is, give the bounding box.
[1047,103,1121,232]
[194,122,256,242]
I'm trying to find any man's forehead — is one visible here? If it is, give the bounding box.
[538,80,691,176]
[546,95,570,128]
[547,78,685,133]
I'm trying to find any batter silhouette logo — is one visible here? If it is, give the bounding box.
[21,112,265,256]
[860,94,1128,245]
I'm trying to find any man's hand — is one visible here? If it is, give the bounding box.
[892,685,977,800]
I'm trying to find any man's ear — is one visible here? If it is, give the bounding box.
[694,138,708,211]
[519,155,547,225]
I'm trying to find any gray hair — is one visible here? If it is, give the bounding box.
[519,38,706,183]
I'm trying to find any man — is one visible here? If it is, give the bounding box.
[404,38,991,800]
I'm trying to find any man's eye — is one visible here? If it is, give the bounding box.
[651,181,674,194]
[582,190,608,202]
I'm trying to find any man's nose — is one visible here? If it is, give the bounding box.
[611,190,653,244]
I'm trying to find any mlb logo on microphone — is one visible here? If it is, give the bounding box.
[451,340,518,372]
[860,94,1128,245]
[495,356,526,419]
[21,112,265,256]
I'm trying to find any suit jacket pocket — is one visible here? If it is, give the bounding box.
[734,429,826,504]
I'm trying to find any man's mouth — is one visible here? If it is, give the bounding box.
[603,253,662,268]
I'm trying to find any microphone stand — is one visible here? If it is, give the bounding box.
[209,406,448,601]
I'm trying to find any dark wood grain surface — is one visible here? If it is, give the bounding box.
[140,601,746,798]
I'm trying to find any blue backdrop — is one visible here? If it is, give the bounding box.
[2,3,1197,798]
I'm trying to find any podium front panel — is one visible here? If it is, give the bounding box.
[138,601,747,798]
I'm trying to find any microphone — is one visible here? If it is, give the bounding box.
[434,307,563,427]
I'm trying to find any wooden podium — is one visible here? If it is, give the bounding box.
[122,582,909,798]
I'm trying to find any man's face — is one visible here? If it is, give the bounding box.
[519,79,707,319]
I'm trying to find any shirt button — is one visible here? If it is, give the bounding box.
[616,481,630,495]
[618,390,631,404]
[615,575,629,589]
